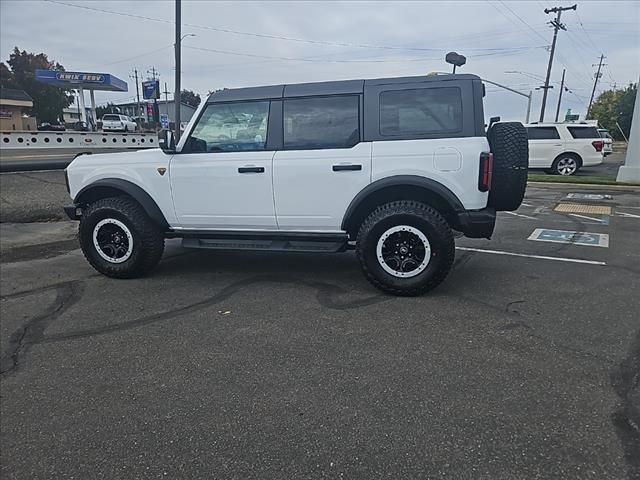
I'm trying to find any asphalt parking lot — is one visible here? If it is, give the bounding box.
[1,183,639,479]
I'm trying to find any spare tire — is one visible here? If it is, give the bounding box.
[487,122,529,211]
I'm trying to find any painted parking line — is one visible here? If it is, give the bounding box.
[528,228,609,247]
[568,213,609,225]
[615,211,640,219]
[456,247,606,266]
[505,211,537,220]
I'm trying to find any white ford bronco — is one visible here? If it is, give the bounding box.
[64,73,528,296]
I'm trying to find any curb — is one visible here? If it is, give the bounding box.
[527,181,640,192]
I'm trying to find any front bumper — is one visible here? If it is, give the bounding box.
[454,208,496,239]
[64,203,81,220]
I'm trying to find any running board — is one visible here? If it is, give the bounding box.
[181,234,348,253]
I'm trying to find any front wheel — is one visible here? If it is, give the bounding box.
[356,201,455,296]
[79,197,165,278]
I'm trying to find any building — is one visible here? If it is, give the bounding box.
[63,96,93,124]
[0,88,37,131]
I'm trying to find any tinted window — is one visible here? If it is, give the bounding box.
[188,101,270,152]
[568,126,599,139]
[283,96,359,150]
[379,87,462,136]
[526,126,560,140]
[102,114,120,121]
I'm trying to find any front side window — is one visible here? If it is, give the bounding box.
[188,101,270,152]
[284,96,359,150]
[379,87,462,136]
[527,126,560,140]
[568,126,599,139]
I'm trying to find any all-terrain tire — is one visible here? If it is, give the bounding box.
[79,196,165,278]
[488,122,529,211]
[356,201,455,296]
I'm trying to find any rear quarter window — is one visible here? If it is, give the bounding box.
[379,87,462,136]
[567,126,599,139]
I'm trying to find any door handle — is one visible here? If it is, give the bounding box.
[238,166,265,173]
[333,164,362,172]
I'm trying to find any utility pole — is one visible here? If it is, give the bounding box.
[163,82,170,122]
[539,4,577,123]
[587,54,606,119]
[129,68,142,124]
[554,68,566,122]
[174,0,182,142]
[147,66,159,81]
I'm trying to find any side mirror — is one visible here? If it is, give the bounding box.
[159,129,175,153]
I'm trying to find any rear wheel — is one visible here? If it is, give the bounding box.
[552,154,580,175]
[79,197,164,278]
[356,201,455,296]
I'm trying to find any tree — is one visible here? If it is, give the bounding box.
[589,83,637,140]
[180,89,201,108]
[2,47,74,123]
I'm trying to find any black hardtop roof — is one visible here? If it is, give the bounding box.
[206,73,481,103]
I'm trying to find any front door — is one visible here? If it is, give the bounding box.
[170,100,277,230]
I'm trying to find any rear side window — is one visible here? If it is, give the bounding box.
[568,126,599,139]
[379,87,462,136]
[527,127,560,140]
[283,96,359,150]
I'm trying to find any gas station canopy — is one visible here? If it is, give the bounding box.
[35,69,128,92]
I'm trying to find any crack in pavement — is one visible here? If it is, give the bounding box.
[1,275,389,374]
[0,280,84,375]
[610,329,640,480]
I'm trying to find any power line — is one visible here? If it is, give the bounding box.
[45,0,545,55]
[574,10,600,52]
[495,0,550,43]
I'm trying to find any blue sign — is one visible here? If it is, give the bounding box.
[160,114,169,129]
[35,69,127,92]
[143,80,160,100]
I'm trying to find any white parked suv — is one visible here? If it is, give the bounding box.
[101,114,137,132]
[598,128,613,156]
[526,123,604,175]
[65,74,528,295]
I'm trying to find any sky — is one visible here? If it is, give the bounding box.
[1,0,638,122]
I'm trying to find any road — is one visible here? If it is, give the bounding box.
[1,184,639,479]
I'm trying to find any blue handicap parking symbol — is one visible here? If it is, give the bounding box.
[528,229,609,247]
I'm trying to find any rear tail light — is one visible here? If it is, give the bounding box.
[478,152,493,192]
[592,140,604,152]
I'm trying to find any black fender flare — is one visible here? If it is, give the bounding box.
[341,175,465,231]
[74,178,169,230]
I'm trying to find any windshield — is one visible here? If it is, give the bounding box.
[102,114,121,121]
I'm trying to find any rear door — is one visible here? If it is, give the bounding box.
[272,95,371,231]
[526,126,563,168]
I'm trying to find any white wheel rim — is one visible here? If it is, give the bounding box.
[376,225,431,278]
[92,218,134,264]
[557,157,577,175]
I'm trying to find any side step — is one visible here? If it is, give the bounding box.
[180,233,348,253]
